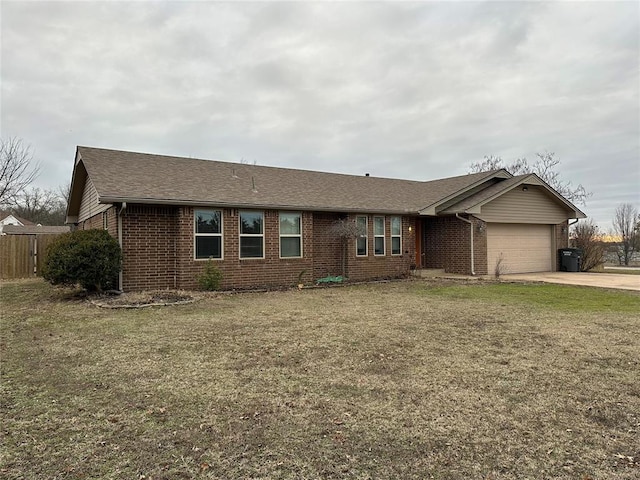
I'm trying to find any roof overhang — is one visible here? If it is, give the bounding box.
[418,169,512,215]
[97,195,420,216]
[65,148,87,224]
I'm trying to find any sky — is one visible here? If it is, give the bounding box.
[1,0,638,231]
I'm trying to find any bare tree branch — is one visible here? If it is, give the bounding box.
[0,137,40,206]
[612,203,639,266]
[469,152,591,206]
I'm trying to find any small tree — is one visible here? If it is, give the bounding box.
[330,217,366,278]
[612,203,639,266]
[197,258,223,291]
[42,229,121,292]
[571,220,605,271]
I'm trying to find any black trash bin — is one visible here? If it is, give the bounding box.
[559,248,582,272]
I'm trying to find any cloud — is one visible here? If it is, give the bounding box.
[1,0,638,229]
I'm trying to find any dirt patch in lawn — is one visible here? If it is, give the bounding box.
[91,290,196,308]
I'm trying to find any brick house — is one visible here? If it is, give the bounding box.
[66,147,586,291]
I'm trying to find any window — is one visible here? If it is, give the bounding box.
[391,216,402,255]
[374,216,385,256]
[240,211,264,258]
[280,212,302,258]
[356,215,368,256]
[102,211,108,230]
[195,209,223,259]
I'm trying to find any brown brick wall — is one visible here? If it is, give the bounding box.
[121,205,179,291]
[80,206,420,291]
[555,220,569,271]
[423,216,473,274]
[175,208,315,290]
[423,215,487,275]
[473,217,488,275]
[347,214,414,281]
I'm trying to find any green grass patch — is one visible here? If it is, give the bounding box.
[415,281,640,313]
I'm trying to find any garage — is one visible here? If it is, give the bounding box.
[487,223,553,274]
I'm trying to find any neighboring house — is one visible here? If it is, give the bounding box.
[0,210,34,234]
[66,146,586,291]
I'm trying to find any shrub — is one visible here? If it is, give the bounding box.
[42,229,122,292]
[571,220,605,271]
[197,258,223,291]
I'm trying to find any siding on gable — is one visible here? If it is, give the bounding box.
[78,176,111,222]
[477,185,569,224]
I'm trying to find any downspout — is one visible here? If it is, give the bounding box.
[567,218,579,244]
[456,213,475,276]
[118,202,127,291]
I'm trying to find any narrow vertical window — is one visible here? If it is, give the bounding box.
[374,216,385,256]
[356,215,368,256]
[239,211,264,259]
[195,209,223,259]
[102,211,108,230]
[280,212,302,258]
[391,216,402,255]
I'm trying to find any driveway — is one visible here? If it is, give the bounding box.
[502,272,640,292]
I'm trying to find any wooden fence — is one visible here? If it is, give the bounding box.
[0,234,60,279]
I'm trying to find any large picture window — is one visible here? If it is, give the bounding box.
[391,216,402,255]
[374,216,385,256]
[195,209,222,259]
[240,211,264,259]
[280,212,302,258]
[356,215,368,256]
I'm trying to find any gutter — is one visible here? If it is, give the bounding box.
[456,213,475,276]
[117,202,127,291]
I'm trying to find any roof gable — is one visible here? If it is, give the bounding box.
[441,174,586,219]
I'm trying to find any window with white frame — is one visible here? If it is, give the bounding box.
[195,209,223,259]
[356,215,368,256]
[391,216,402,255]
[280,212,302,258]
[374,216,385,255]
[239,211,264,258]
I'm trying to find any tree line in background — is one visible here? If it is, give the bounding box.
[1,137,69,225]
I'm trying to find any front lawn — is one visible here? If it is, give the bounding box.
[1,279,639,479]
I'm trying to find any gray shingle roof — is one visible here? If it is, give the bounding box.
[74,146,505,215]
[2,224,70,235]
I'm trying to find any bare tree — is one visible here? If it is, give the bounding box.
[612,203,639,266]
[330,217,366,278]
[571,220,605,271]
[0,137,40,206]
[469,152,590,205]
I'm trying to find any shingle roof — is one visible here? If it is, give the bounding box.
[440,176,526,213]
[0,210,35,226]
[2,224,70,235]
[73,146,505,215]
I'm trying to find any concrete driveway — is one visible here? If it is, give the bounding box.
[502,272,640,292]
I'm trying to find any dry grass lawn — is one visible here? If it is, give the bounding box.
[1,278,639,479]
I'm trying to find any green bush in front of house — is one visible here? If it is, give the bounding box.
[42,229,122,292]
[197,258,223,291]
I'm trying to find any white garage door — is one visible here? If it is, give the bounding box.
[487,223,553,274]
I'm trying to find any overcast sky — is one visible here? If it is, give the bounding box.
[2,1,638,230]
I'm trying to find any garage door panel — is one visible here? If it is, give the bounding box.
[487,223,552,274]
